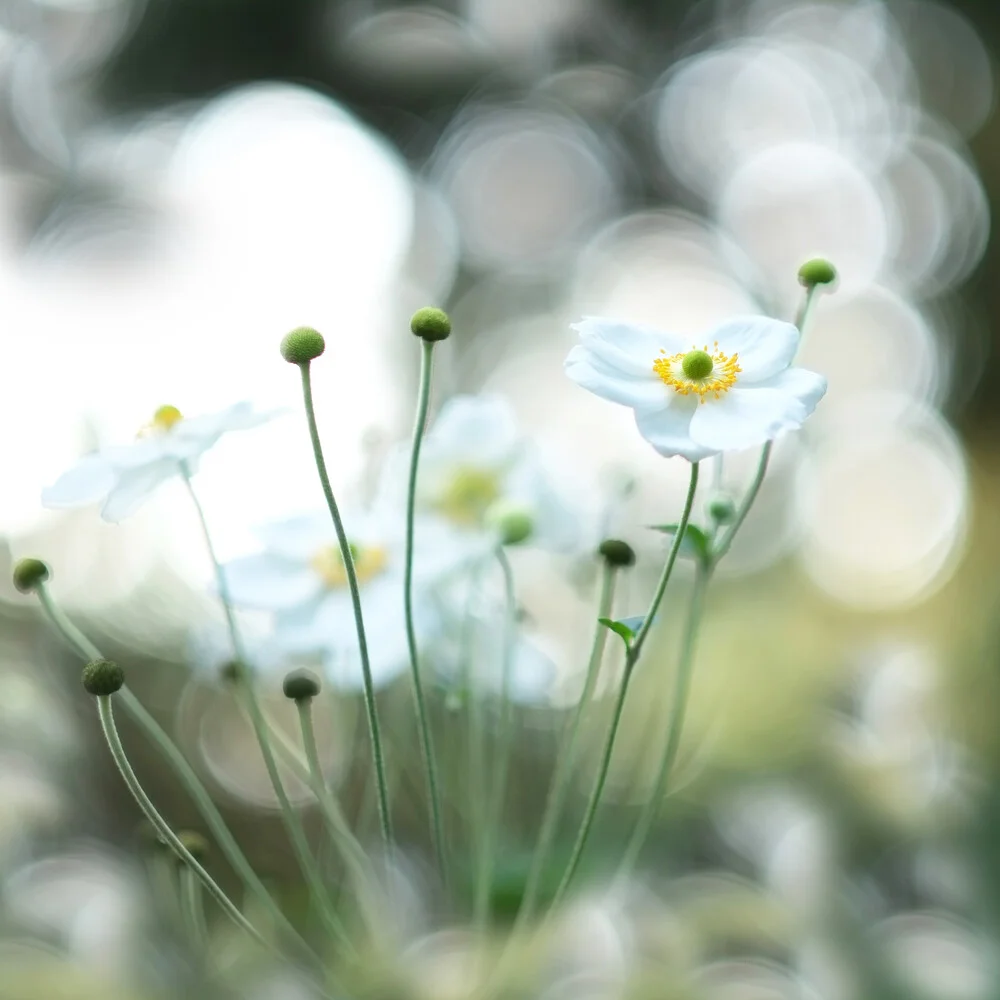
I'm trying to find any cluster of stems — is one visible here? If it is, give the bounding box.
[19,275,828,987]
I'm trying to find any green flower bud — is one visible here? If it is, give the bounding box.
[598,539,636,568]
[219,659,248,684]
[797,258,837,288]
[706,494,736,525]
[282,668,321,701]
[82,659,124,697]
[12,557,50,594]
[485,500,534,545]
[410,306,451,342]
[176,830,210,863]
[280,326,326,365]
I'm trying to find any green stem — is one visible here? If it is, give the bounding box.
[180,865,209,948]
[179,467,354,953]
[516,562,617,926]
[618,566,709,875]
[34,584,318,964]
[295,698,378,921]
[402,338,447,880]
[711,443,771,564]
[298,363,393,849]
[549,461,700,907]
[794,284,821,341]
[475,546,517,929]
[95,695,265,946]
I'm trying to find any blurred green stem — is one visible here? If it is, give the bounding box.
[180,865,209,949]
[402,337,448,881]
[549,461,700,908]
[618,564,708,875]
[34,584,318,964]
[517,560,617,926]
[711,443,771,563]
[179,465,354,954]
[475,545,517,929]
[95,693,265,946]
[297,362,393,850]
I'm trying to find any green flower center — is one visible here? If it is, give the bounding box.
[681,350,714,381]
[434,467,502,526]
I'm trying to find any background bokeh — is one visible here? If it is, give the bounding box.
[2,0,1000,997]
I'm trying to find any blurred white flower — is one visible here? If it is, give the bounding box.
[41,402,276,522]
[383,394,581,553]
[221,511,460,690]
[565,316,826,460]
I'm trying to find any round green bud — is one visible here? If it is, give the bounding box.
[598,538,636,568]
[681,349,714,381]
[81,659,124,697]
[282,668,321,701]
[410,306,451,342]
[12,557,50,594]
[176,830,210,864]
[797,258,837,287]
[707,494,737,524]
[485,500,534,546]
[280,326,326,365]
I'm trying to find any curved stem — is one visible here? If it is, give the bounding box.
[711,443,771,564]
[180,865,209,948]
[179,467,354,953]
[475,545,517,928]
[402,338,447,880]
[295,698,379,925]
[516,562,617,926]
[618,566,709,875]
[95,695,265,946]
[549,461,700,907]
[298,363,393,849]
[34,584,318,964]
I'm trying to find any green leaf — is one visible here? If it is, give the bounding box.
[598,616,636,650]
[648,522,711,564]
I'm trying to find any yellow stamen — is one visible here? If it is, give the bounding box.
[311,543,387,588]
[652,341,741,403]
[137,404,184,437]
[433,467,502,526]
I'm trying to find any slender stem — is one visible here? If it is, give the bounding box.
[179,467,354,953]
[475,546,518,929]
[618,566,709,875]
[516,562,617,926]
[298,363,393,849]
[34,584,318,964]
[180,865,209,948]
[95,695,265,946]
[402,338,447,880]
[711,443,771,564]
[549,461,700,907]
[794,284,820,341]
[629,461,700,666]
[295,698,378,923]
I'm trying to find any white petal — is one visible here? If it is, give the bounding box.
[222,553,323,610]
[423,395,520,467]
[103,439,170,469]
[41,454,115,508]
[255,514,333,559]
[572,317,687,376]
[689,367,826,452]
[708,316,800,382]
[164,402,279,461]
[565,346,667,410]
[100,461,177,522]
[633,399,715,460]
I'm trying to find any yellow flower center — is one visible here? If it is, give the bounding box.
[311,543,387,588]
[652,342,741,402]
[137,404,184,437]
[432,467,502,526]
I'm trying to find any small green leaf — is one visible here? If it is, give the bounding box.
[598,617,636,649]
[648,522,711,563]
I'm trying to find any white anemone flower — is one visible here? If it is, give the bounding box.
[221,511,457,690]
[565,317,827,460]
[41,402,276,522]
[382,394,580,553]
